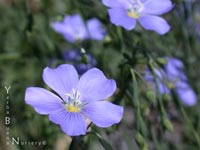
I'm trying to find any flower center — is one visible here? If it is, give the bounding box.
[66,105,80,112]
[65,88,82,112]
[127,0,143,19]
[74,30,83,41]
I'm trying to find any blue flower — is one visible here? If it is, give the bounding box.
[145,57,197,106]
[87,18,106,41]
[52,14,88,42]
[25,64,123,136]
[102,0,173,34]
[52,14,106,42]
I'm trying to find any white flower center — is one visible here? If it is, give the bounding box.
[65,88,82,112]
[74,30,84,41]
[127,0,143,19]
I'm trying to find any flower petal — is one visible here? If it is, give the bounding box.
[108,8,136,30]
[82,101,123,127]
[87,18,106,40]
[102,0,130,8]
[176,85,197,106]
[25,87,63,114]
[49,110,87,136]
[66,14,89,41]
[78,68,116,102]
[165,57,185,78]
[42,64,79,100]
[51,22,69,36]
[139,15,170,34]
[52,14,88,42]
[52,16,76,43]
[142,0,173,15]
[158,80,170,94]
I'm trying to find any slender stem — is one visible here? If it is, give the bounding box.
[150,126,162,150]
[180,106,200,147]
[69,136,80,150]
[87,122,93,130]
[132,69,148,89]
[130,69,146,137]
[148,59,166,117]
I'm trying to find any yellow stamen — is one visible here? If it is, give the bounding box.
[66,105,80,112]
[127,12,139,19]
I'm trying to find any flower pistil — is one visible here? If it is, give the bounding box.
[65,88,82,112]
[127,0,143,19]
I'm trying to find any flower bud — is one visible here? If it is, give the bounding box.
[104,35,111,43]
[162,118,173,132]
[146,90,156,102]
[81,55,88,64]
[135,133,148,150]
[156,58,167,65]
[162,93,171,102]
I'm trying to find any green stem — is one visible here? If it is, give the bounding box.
[69,136,80,150]
[150,126,162,150]
[130,69,146,137]
[148,59,166,117]
[180,106,200,147]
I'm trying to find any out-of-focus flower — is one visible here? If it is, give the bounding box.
[144,68,170,94]
[25,64,123,136]
[145,57,197,106]
[52,14,88,42]
[62,49,97,74]
[102,0,173,34]
[175,81,197,106]
[52,14,106,42]
[87,18,106,40]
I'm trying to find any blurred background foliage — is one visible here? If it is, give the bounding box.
[0,0,200,149]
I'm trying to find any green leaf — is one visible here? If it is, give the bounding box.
[98,137,113,150]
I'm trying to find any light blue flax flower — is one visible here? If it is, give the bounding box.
[52,14,106,42]
[145,57,197,106]
[87,18,106,40]
[52,14,88,43]
[102,0,173,34]
[25,64,123,136]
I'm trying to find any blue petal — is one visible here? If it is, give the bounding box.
[102,0,130,8]
[66,14,89,40]
[139,15,170,34]
[108,8,136,30]
[62,49,80,62]
[87,18,106,40]
[175,83,197,106]
[43,64,79,100]
[144,68,170,94]
[49,111,87,136]
[51,22,71,39]
[25,87,63,114]
[158,81,170,94]
[78,68,116,103]
[165,57,184,77]
[52,16,76,42]
[142,0,173,15]
[82,101,123,127]
[52,14,88,42]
